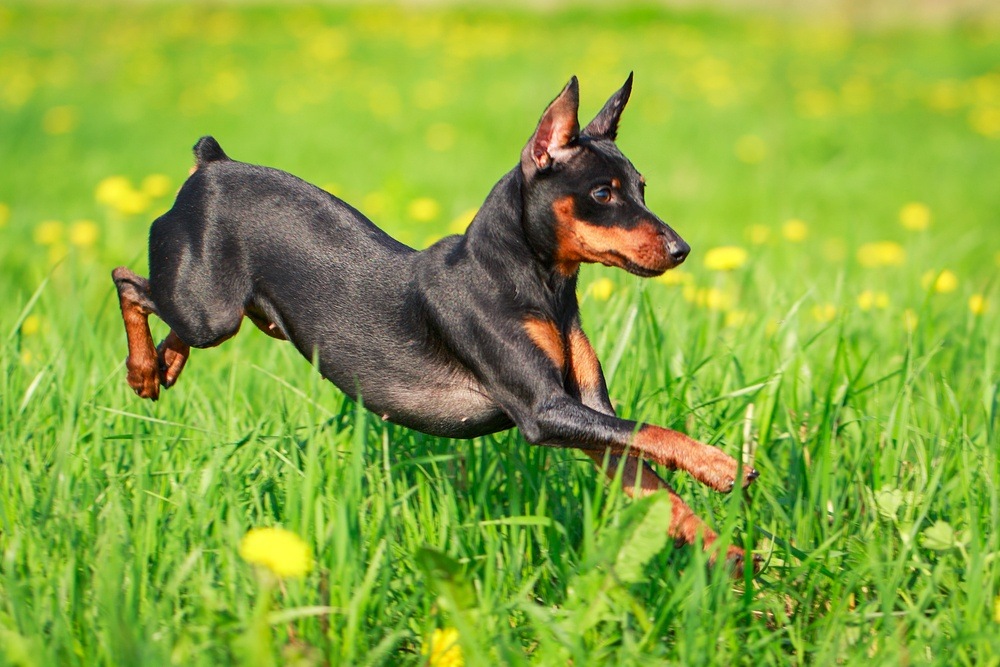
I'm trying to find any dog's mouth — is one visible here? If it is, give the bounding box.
[604,251,672,278]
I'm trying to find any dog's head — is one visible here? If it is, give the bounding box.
[520,75,689,278]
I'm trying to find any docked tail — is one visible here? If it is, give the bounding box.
[192,136,229,167]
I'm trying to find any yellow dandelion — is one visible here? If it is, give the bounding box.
[857,290,890,311]
[724,309,749,328]
[239,527,313,579]
[903,308,919,332]
[21,315,42,336]
[703,245,748,271]
[656,268,694,286]
[697,286,733,311]
[448,208,478,234]
[921,269,958,294]
[0,202,10,228]
[362,192,389,218]
[969,107,1000,138]
[95,175,133,206]
[782,219,809,243]
[734,134,767,164]
[141,174,173,198]
[33,220,64,246]
[588,277,615,301]
[812,303,837,323]
[42,105,78,135]
[746,224,770,245]
[968,294,989,315]
[69,219,99,247]
[423,628,464,667]
[856,241,906,268]
[408,197,440,222]
[899,202,931,231]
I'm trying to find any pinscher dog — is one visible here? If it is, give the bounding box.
[112,75,759,568]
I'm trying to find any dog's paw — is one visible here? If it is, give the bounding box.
[691,445,758,493]
[125,355,160,400]
[718,545,762,578]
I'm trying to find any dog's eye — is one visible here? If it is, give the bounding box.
[592,186,613,204]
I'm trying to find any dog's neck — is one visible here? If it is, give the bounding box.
[464,167,579,318]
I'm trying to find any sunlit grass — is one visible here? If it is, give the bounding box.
[1,3,999,665]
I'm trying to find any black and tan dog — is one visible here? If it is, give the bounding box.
[113,75,758,567]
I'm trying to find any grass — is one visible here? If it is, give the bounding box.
[1,3,999,665]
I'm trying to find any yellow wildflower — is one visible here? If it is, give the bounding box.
[903,308,919,332]
[746,224,770,245]
[588,278,615,301]
[812,303,837,323]
[782,219,808,243]
[734,134,767,164]
[69,220,99,247]
[656,268,694,286]
[42,105,78,135]
[448,208,478,234]
[899,202,931,231]
[408,197,440,222]
[696,286,733,311]
[95,176,133,206]
[21,315,41,336]
[969,107,1000,138]
[423,628,464,667]
[0,202,10,228]
[703,245,748,271]
[969,294,989,315]
[856,241,906,268]
[239,527,313,579]
[141,174,173,198]
[857,290,889,311]
[33,220,64,246]
[921,269,958,294]
[724,309,749,328]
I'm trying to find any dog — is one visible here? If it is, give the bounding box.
[112,75,759,569]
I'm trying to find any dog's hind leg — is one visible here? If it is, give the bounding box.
[156,329,190,389]
[112,266,163,400]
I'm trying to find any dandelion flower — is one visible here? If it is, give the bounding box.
[588,278,615,301]
[921,269,958,294]
[697,286,733,311]
[969,294,989,315]
[857,290,889,311]
[856,241,905,268]
[69,220,99,247]
[33,220,64,246]
[724,309,749,328]
[95,176,133,207]
[21,315,41,336]
[141,174,173,198]
[656,268,694,286]
[423,628,464,667]
[448,208,478,234]
[239,527,313,579]
[782,219,808,243]
[899,202,931,231]
[703,245,748,271]
[812,303,837,323]
[407,197,440,222]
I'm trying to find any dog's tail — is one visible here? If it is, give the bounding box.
[192,136,230,167]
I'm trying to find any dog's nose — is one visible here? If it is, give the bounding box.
[669,239,690,265]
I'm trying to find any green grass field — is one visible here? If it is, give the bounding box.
[2,3,999,665]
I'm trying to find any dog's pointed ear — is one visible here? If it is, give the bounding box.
[522,76,580,173]
[583,72,633,141]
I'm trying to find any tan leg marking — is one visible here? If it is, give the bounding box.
[523,316,565,370]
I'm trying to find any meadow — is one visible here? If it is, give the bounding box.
[1,3,999,665]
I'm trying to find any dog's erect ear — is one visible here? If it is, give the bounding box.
[522,76,580,173]
[583,72,633,141]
